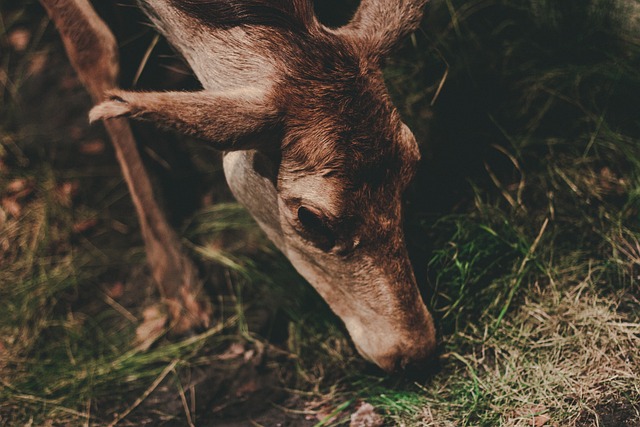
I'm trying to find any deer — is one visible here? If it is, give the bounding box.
[39,0,436,372]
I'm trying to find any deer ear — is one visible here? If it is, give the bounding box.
[334,0,428,58]
[89,88,281,150]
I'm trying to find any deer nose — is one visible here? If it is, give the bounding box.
[346,312,437,373]
[364,336,437,373]
[381,342,438,374]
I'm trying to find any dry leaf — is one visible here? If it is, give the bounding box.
[135,306,168,351]
[27,52,48,77]
[73,218,98,234]
[511,404,550,427]
[533,414,551,427]
[599,167,626,195]
[5,179,33,201]
[80,139,106,155]
[6,178,28,193]
[8,28,30,52]
[235,379,259,396]
[315,407,339,425]
[57,181,79,206]
[218,342,246,360]
[243,348,256,362]
[350,402,383,427]
[0,207,7,227]
[1,197,21,218]
[105,282,124,299]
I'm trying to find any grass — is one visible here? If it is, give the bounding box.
[1,0,640,425]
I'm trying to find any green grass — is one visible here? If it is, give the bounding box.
[2,0,640,425]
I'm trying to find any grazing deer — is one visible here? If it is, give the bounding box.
[40,0,436,372]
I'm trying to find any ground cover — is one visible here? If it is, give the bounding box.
[1,0,639,425]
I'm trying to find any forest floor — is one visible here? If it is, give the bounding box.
[1,1,639,426]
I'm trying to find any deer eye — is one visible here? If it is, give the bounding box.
[297,206,335,251]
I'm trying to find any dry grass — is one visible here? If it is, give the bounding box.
[1,0,639,425]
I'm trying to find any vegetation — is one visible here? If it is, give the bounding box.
[1,0,639,425]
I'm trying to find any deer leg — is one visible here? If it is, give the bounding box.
[40,0,211,332]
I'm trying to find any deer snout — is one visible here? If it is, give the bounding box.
[343,303,437,372]
[280,241,439,372]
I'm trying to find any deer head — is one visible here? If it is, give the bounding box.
[91,0,436,372]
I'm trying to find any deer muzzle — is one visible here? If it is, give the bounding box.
[224,150,437,372]
[285,246,437,372]
[342,304,437,372]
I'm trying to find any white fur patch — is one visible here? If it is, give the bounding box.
[88,100,130,123]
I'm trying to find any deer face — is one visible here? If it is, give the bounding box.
[92,0,436,371]
[274,154,437,371]
[224,62,436,370]
[225,142,436,371]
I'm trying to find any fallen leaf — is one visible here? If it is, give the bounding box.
[110,220,130,234]
[316,407,339,425]
[105,282,125,299]
[0,207,6,227]
[27,52,48,77]
[8,28,30,51]
[72,218,98,233]
[235,379,259,396]
[80,139,106,155]
[599,167,626,195]
[135,306,168,351]
[5,179,33,201]
[350,402,383,427]
[1,197,21,218]
[218,342,246,360]
[243,348,255,362]
[511,404,550,427]
[6,178,28,193]
[533,414,551,427]
[57,181,79,206]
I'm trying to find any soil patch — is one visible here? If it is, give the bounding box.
[574,399,640,427]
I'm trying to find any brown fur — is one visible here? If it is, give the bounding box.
[90,88,281,149]
[42,0,435,371]
[170,0,317,31]
[335,0,430,58]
